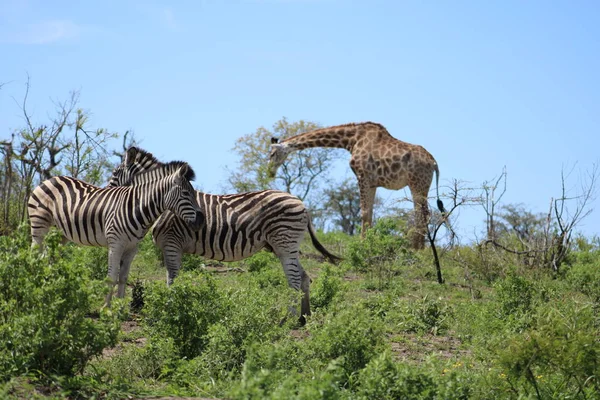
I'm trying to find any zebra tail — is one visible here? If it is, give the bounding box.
[306,211,342,264]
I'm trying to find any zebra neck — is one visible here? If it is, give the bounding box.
[132,182,167,230]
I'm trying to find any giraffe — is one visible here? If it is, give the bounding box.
[268,122,445,249]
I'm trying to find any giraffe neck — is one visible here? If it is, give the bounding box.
[283,125,361,152]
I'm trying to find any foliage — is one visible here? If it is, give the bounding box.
[345,216,412,273]
[497,302,600,398]
[230,358,347,400]
[226,117,338,205]
[567,262,600,302]
[494,272,537,331]
[2,221,600,399]
[351,351,469,400]
[310,264,346,310]
[192,278,294,379]
[243,250,279,273]
[322,177,362,235]
[142,271,227,358]
[308,305,386,379]
[0,228,121,381]
[392,295,452,335]
[0,81,123,235]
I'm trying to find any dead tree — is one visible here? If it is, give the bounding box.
[426,180,479,284]
[481,167,507,241]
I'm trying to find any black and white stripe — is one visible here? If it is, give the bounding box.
[109,147,341,320]
[28,161,203,305]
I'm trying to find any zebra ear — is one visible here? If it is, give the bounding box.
[271,137,279,144]
[124,147,138,166]
[177,163,196,182]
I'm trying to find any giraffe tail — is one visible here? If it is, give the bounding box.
[434,164,446,214]
[306,211,342,264]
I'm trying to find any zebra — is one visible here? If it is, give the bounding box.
[28,160,204,306]
[108,147,341,322]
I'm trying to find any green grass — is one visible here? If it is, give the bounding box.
[1,224,599,399]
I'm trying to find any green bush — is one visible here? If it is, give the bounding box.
[497,302,600,398]
[249,262,287,289]
[392,295,452,335]
[494,272,536,330]
[142,270,227,358]
[308,306,386,378]
[71,246,109,281]
[353,351,437,400]
[311,264,346,310]
[0,229,121,380]
[567,262,600,302]
[194,280,295,378]
[91,336,179,382]
[230,357,347,400]
[180,253,206,273]
[244,251,279,273]
[345,217,412,273]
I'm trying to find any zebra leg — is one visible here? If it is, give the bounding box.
[300,267,311,322]
[29,218,51,251]
[117,247,138,298]
[105,245,126,307]
[278,254,311,324]
[162,244,183,286]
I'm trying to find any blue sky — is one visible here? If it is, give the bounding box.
[1,0,599,240]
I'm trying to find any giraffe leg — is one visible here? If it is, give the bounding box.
[409,187,430,250]
[117,246,139,298]
[358,183,377,238]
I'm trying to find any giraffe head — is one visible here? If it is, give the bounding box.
[267,137,293,178]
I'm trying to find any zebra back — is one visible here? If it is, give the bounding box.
[28,162,202,247]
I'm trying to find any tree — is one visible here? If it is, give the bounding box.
[0,78,124,234]
[495,203,547,243]
[226,118,339,205]
[323,178,362,235]
[482,164,598,273]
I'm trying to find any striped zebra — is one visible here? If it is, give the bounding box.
[28,161,204,306]
[109,147,341,321]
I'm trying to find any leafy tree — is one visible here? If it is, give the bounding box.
[226,118,339,205]
[495,203,547,243]
[323,178,362,235]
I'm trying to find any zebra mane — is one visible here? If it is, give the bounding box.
[127,147,159,167]
[124,161,196,186]
[121,147,196,185]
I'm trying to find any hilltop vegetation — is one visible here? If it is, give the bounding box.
[1,218,599,399]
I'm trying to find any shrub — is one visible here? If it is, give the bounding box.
[142,270,227,358]
[353,351,438,400]
[71,246,108,281]
[567,262,600,302]
[497,302,600,398]
[494,272,536,330]
[308,306,386,378]
[392,295,452,335]
[345,217,412,273]
[244,251,279,273]
[311,264,346,310]
[0,229,121,380]
[180,253,206,273]
[92,336,179,382]
[195,280,294,378]
[230,357,347,400]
